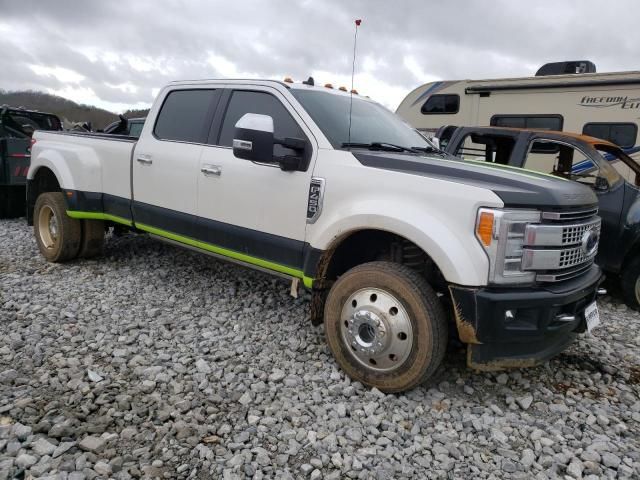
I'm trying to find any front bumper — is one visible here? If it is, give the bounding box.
[449,264,604,370]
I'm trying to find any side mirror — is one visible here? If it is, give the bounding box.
[232,113,275,163]
[594,176,609,192]
[232,113,306,171]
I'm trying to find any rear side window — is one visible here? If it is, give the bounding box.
[455,133,516,164]
[491,115,563,131]
[583,123,637,149]
[154,89,216,143]
[421,94,459,114]
[128,121,144,138]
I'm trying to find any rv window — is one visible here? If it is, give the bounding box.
[491,115,563,131]
[421,95,459,114]
[582,123,637,149]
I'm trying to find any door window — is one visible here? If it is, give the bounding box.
[582,123,637,149]
[524,140,619,187]
[454,133,516,164]
[594,144,640,185]
[153,89,217,143]
[217,90,305,156]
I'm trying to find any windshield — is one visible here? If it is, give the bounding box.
[290,89,433,150]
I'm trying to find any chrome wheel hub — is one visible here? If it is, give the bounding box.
[49,215,59,240]
[340,288,413,372]
[37,205,58,249]
[346,309,387,355]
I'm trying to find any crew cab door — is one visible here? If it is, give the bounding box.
[132,88,220,229]
[196,87,316,272]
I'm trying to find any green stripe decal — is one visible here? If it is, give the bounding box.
[137,222,315,288]
[66,211,133,226]
[67,210,314,287]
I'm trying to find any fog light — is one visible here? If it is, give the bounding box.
[505,309,517,321]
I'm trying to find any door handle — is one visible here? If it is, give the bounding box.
[136,156,153,165]
[201,165,222,177]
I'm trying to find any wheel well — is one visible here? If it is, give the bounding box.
[27,167,60,225]
[308,229,448,326]
[320,230,445,286]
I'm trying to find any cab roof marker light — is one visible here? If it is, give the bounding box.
[324,83,334,89]
[350,89,358,94]
[476,211,494,247]
[283,77,294,83]
[339,86,348,92]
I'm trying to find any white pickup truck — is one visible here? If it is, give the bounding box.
[27,78,604,392]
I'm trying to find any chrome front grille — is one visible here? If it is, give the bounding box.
[525,218,600,247]
[522,210,600,283]
[559,244,593,267]
[535,263,592,283]
[541,207,599,222]
[562,221,601,246]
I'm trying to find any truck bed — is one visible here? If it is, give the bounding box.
[31,130,138,222]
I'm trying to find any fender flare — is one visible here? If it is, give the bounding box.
[309,211,489,287]
[28,145,102,193]
[28,156,73,189]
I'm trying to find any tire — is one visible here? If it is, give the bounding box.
[324,261,448,393]
[33,192,81,262]
[621,256,640,310]
[79,219,105,258]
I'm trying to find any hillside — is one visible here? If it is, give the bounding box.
[0,90,149,130]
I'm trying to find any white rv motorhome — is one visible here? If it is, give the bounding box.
[396,61,640,161]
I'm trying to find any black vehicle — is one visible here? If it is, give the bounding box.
[444,126,640,308]
[0,106,62,217]
[103,116,145,138]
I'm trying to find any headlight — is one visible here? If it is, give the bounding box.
[475,208,541,285]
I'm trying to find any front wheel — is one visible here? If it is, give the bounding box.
[34,192,81,262]
[324,261,448,393]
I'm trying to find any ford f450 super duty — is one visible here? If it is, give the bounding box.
[27,78,604,392]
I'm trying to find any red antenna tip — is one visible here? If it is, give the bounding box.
[355,19,362,26]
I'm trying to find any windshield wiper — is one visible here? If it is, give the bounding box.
[341,142,420,153]
[410,145,447,156]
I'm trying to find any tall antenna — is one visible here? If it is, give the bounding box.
[347,19,361,145]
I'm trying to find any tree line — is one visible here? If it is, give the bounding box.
[0,90,149,130]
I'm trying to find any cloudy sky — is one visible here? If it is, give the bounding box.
[1,0,639,112]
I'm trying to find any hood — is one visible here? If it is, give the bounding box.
[353,151,598,210]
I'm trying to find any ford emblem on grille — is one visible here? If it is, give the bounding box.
[581,229,599,256]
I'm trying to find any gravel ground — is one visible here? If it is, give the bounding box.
[1,218,639,480]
